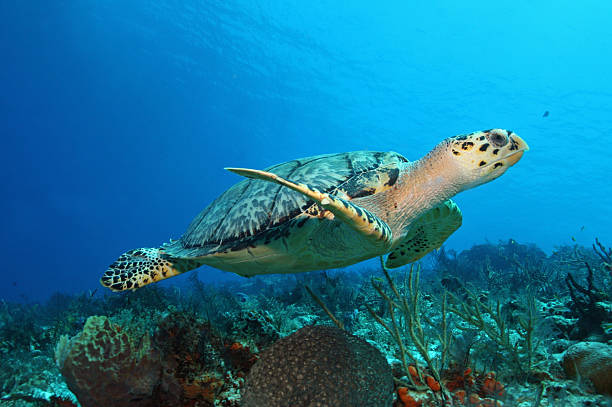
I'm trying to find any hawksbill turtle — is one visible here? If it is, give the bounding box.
[101,129,528,291]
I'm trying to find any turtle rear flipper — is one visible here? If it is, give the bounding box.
[226,167,393,249]
[385,200,462,268]
[101,248,198,291]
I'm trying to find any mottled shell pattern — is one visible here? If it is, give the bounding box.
[176,151,406,257]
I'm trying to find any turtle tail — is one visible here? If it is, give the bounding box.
[100,247,198,291]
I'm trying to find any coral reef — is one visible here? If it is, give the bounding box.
[432,240,551,295]
[0,351,77,407]
[2,238,612,406]
[366,261,449,396]
[241,325,394,407]
[565,259,612,339]
[448,289,540,377]
[52,310,258,407]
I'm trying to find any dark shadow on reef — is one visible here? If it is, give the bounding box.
[1,238,612,406]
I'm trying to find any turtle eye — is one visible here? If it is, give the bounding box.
[487,131,509,147]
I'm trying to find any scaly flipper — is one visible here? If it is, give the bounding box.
[385,200,462,268]
[226,167,393,248]
[101,248,199,291]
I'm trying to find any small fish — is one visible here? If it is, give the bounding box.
[580,225,585,231]
[571,236,576,242]
[542,111,549,117]
[236,292,249,303]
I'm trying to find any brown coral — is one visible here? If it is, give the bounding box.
[563,341,612,394]
[242,325,393,407]
[223,341,258,373]
[181,372,223,403]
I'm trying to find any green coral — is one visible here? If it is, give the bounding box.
[365,260,450,398]
[448,289,541,378]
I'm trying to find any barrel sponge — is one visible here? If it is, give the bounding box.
[242,325,394,407]
[56,315,161,407]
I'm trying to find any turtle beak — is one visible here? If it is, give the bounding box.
[505,133,529,166]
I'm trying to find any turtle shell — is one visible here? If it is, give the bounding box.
[176,151,407,256]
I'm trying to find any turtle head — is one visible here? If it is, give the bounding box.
[443,129,529,191]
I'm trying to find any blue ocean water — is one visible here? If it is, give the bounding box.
[1,0,611,302]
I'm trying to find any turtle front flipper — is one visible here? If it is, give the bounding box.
[385,200,462,268]
[226,167,393,248]
[101,248,198,291]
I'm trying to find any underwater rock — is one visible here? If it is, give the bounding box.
[562,341,612,395]
[55,315,161,407]
[242,325,394,407]
[0,353,77,407]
